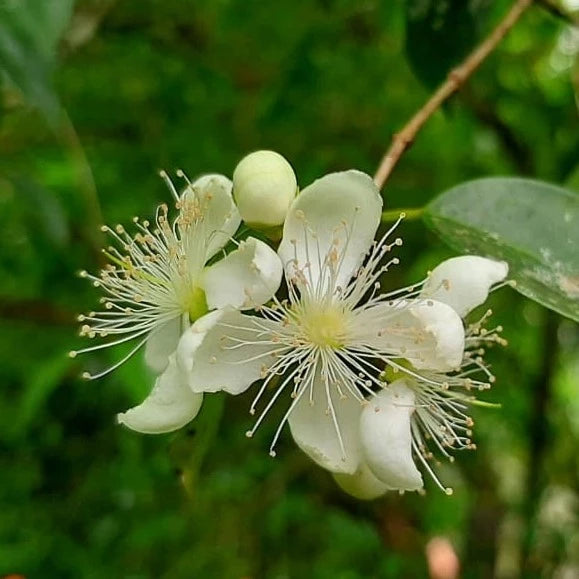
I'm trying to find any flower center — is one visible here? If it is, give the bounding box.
[300,306,346,348]
[186,286,209,322]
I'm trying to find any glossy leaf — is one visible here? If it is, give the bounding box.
[424,177,579,322]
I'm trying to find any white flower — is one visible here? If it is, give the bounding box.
[345,255,509,497]
[175,170,466,475]
[71,171,283,434]
[233,150,298,227]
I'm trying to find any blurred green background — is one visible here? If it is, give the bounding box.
[1,1,578,577]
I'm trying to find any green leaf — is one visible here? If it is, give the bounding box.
[405,0,491,89]
[0,0,74,124]
[424,177,579,322]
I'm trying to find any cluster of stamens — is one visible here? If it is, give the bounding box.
[215,209,508,493]
[405,308,507,494]
[218,213,437,458]
[72,168,509,495]
[70,171,211,380]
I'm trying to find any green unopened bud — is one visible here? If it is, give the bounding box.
[233,150,297,228]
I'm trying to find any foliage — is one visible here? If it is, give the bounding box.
[0,0,578,577]
[425,177,579,322]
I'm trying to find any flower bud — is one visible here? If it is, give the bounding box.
[233,150,297,227]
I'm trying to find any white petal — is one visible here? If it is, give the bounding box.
[144,317,182,373]
[420,256,509,317]
[183,174,241,260]
[333,462,390,500]
[117,355,203,434]
[177,309,278,395]
[359,380,423,491]
[278,170,382,291]
[407,300,465,371]
[201,237,283,310]
[356,300,465,372]
[289,371,363,474]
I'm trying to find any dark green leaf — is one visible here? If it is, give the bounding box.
[424,177,579,322]
[405,0,491,89]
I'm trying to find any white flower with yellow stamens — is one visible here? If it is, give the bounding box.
[175,170,467,475]
[341,255,510,498]
[71,171,283,434]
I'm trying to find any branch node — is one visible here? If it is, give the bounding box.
[393,132,414,150]
[448,67,466,87]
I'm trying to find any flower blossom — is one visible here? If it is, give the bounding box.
[175,170,476,479]
[338,256,509,498]
[71,172,283,434]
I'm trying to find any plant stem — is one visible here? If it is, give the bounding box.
[381,207,423,223]
[179,393,226,497]
[373,0,533,190]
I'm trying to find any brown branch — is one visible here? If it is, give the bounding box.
[373,0,533,190]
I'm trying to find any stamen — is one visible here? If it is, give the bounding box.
[81,335,148,380]
[159,170,180,202]
[76,170,226,381]
[229,201,503,495]
[176,169,193,186]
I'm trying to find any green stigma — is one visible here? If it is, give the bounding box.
[187,286,209,321]
[380,359,413,383]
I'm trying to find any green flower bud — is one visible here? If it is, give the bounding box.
[233,150,298,228]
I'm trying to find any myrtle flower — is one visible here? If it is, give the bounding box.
[71,172,283,434]
[175,170,468,475]
[339,256,509,498]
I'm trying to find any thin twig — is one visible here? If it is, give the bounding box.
[374,0,533,190]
